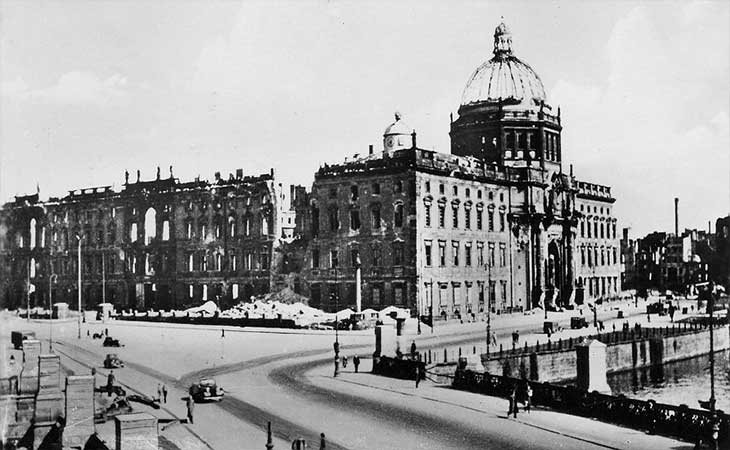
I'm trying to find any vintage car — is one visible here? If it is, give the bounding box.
[189,378,224,402]
[103,337,121,347]
[570,316,589,329]
[103,354,124,369]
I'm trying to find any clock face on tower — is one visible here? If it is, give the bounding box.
[386,137,394,147]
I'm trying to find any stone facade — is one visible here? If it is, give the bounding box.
[0,168,289,311]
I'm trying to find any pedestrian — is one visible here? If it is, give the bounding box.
[508,385,518,418]
[342,355,348,369]
[105,327,109,337]
[410,340,417,358]
[525,383,533,414]
[490,331,497,347]
[157,383,163,402]
[162,384,168,403]
[87,330,90,337]
[107,370,115,397]
[353,355,360,373]
[186,396,195,424]
[415,364,423,388]
[221,328,225,338]
[512,330,519,346]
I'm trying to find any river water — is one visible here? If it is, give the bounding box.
[608,350,730,412]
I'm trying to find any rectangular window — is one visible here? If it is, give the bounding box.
[130,223,138,242]
[489,280,496,304]
[438,205,445,228]
[188,253,194,272]
[350,185,359,201]
[330,250,339,268]
[465,243,472,266]
[232,284,239,299]
[452,206,459,228]
[350,210,361,231]
[464,208,471,229]
[488,243,495,267]
[500,280,507,308]
[393,242,404,265]
[372,244,382,266]
[394,285,404,305]
[350,248,360,267]
[499,243,506,267]
[439,242,446,267]
[372,286,381,305]
[425,204,431,227]
[477,209,483,230]
[424,241,432,267]
[425,181,430,193]
[477,242,484,266]
[452,186,458,196]
[452,241,459,266]
[372,183,380,195]
[394,180,403,194]
[312,249,320,268]
[371,207,381,229]
[329,208,339,231]
[499,212,506,232]
[488,211,494,232]
[231,255,238,271]
[201,253,208,271]
[187,222,193,239]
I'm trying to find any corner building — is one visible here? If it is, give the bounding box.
[301,22,621,315]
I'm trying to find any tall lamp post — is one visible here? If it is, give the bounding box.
[75,234,82,339]
[49,271,57,353]
[333,265,340,377]
[486,261,492,358]
[26,258,31,322]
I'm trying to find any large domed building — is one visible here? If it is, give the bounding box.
[299,21,621,316]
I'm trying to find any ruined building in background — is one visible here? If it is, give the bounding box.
[297,22,621,316]
[0,167,297,310]
[0,22,622,314]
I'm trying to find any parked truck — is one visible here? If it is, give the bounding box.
[11,331,36,350]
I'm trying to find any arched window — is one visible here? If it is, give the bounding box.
[130,223,138,242]
[228,216,236,237]
[30,258,36,278]
[162,220,170,240]
[394,203,404,228]
[144,208,156,244]
[30,218,37,249]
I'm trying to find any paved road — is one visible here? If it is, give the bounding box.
[43,301,692,450]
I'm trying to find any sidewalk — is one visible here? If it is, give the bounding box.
[307,358,694,450]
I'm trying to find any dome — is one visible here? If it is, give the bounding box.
[383,111,413,152]
[461,22,546,107]
[383,111,411,136]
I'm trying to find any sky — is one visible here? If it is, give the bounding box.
[1,0,728,238]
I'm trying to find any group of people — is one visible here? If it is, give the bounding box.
[507,382,533,418]
[341,355,361,373]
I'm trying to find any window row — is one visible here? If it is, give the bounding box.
[580,219,617,240]
[423,279,511,315]
[185,249,270,273]
[426,203,506,232]
[580,246,619,267]
[424,183,506,203]
[424,240,507,268]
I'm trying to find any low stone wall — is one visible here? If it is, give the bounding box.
[483,324,729,383]
[116,314,297,328]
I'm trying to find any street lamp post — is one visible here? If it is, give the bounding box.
[333,265,340,377]
[486,261,492,358]
[26,258,31,322]
[49,270,57,353]
[76,234,82,339]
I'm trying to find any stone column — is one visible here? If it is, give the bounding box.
[63,375,95,449]
[33,354,64,449]
[115,413,158,450]
[575,339,611,393]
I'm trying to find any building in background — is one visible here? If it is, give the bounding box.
[0,167,295,311]
[297,22,621,316]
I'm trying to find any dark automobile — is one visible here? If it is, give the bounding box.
[189,378,224,402]
[103,337,121,347]
[570,316,589,329]
[103,354,124,368]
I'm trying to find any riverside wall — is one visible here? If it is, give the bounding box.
[484,325,729,382]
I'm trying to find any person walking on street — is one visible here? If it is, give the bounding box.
[342,355,348,369]
[353,355,360,373]
[512,330,520,346]
[107,371,115,397]
[105,327,109,337]
[490,331,497,347]
[508,385,518,418]
[415,364,423,388]
[162,384,168,403]
[157,383,163,402]
[221,328,225,338]
[186,396,195,424]
[410,340,417,358]
[525,383,533,414]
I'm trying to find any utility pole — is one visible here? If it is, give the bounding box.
[486,261,492,357]
[76,234,82,339]
[49,269,57,353]
[102,252,106,305]
[26,258,31,322]
[333,265,340,377]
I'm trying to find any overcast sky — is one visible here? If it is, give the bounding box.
[1,0,728,237]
